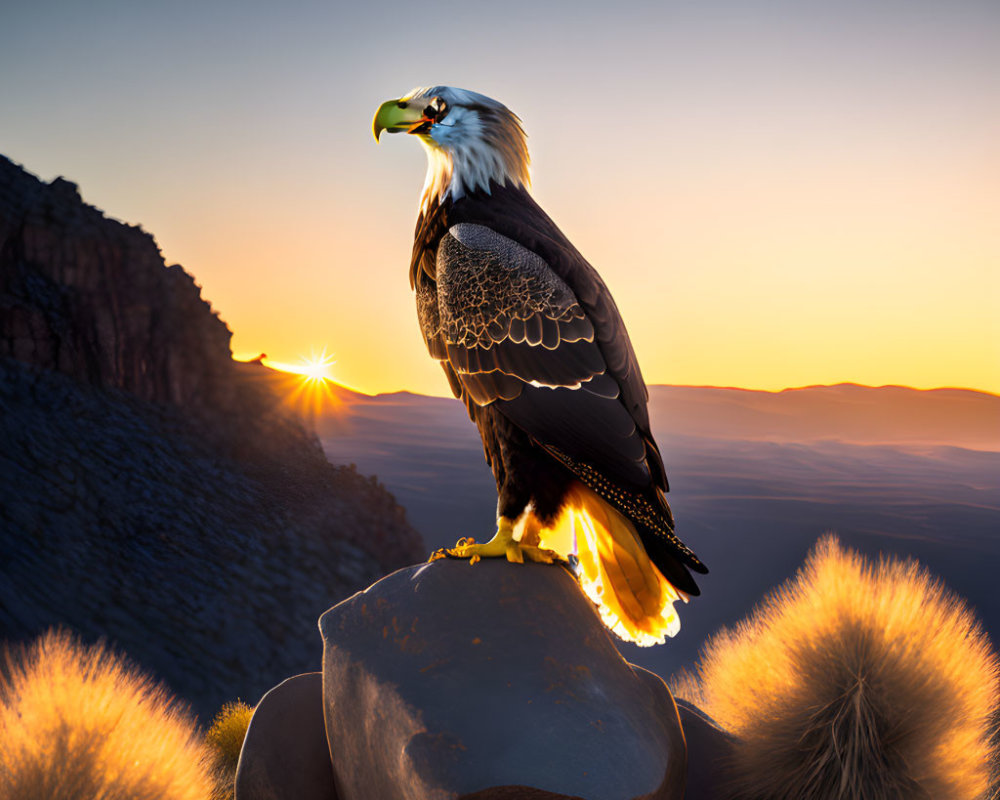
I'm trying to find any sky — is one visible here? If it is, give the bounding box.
[2,0,998,396]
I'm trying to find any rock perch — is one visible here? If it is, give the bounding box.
[319,558,685,799]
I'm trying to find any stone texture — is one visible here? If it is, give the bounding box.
[320,559,686,800]
[235,673,338,800]
[674,700,738,799]
[0,154,424,715]
[0,160,231,412]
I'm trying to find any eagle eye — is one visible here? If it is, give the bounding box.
[423,98,448,121]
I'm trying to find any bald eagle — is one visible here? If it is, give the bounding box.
[373,87,707,645]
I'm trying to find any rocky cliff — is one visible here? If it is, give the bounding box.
[0,161,233,409]
[0,155,424,716]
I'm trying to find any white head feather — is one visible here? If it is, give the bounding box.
[401,86,531,212]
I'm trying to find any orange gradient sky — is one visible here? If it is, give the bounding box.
[3,0,997,396]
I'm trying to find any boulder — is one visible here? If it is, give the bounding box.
[319,559,686,800]
[674,700,738,799]
[235,673,338,800]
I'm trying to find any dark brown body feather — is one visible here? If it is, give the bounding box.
[411,183,706,594]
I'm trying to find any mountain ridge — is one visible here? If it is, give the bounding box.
[0,154,423,716]
[311,379,1000,451]
[347,381,998,400]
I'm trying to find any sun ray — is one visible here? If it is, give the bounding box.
[263,348,337,381]
[257,348,346,422]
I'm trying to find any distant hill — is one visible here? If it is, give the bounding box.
[647,383,1000,450]
[314,382,1000,682]
[0,155,423,716]
[317,381,1000,451]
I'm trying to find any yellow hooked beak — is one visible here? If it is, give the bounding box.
[372,99,431,142]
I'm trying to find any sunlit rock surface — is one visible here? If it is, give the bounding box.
[319,559,686,800]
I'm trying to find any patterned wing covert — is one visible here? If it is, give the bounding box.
[425,222,653,488]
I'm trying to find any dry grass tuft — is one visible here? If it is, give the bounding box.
[206,699,254,797]
[0,629,217,800]
[673,535,1000,800]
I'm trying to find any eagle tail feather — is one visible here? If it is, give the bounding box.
[519,482,686,646]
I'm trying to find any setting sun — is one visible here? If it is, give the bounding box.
[302,358,333,382]
[263,349,336,383]
[253,348,347,420]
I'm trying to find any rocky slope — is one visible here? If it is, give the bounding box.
[0,155,424,717]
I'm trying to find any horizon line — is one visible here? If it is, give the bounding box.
[243,360,1000,401]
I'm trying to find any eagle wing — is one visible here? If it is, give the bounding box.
[420,222,658,501]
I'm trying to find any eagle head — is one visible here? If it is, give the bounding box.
[373,86,530,209]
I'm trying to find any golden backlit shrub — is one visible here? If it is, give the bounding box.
[673,535,1000,800]
[206,699,254,798]
[0,629,216,800]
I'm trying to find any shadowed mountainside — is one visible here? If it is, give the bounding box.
[0,155,423,716]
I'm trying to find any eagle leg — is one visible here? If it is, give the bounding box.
[429,518,562,566]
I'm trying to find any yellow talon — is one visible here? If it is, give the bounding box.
[428,519,563,566]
